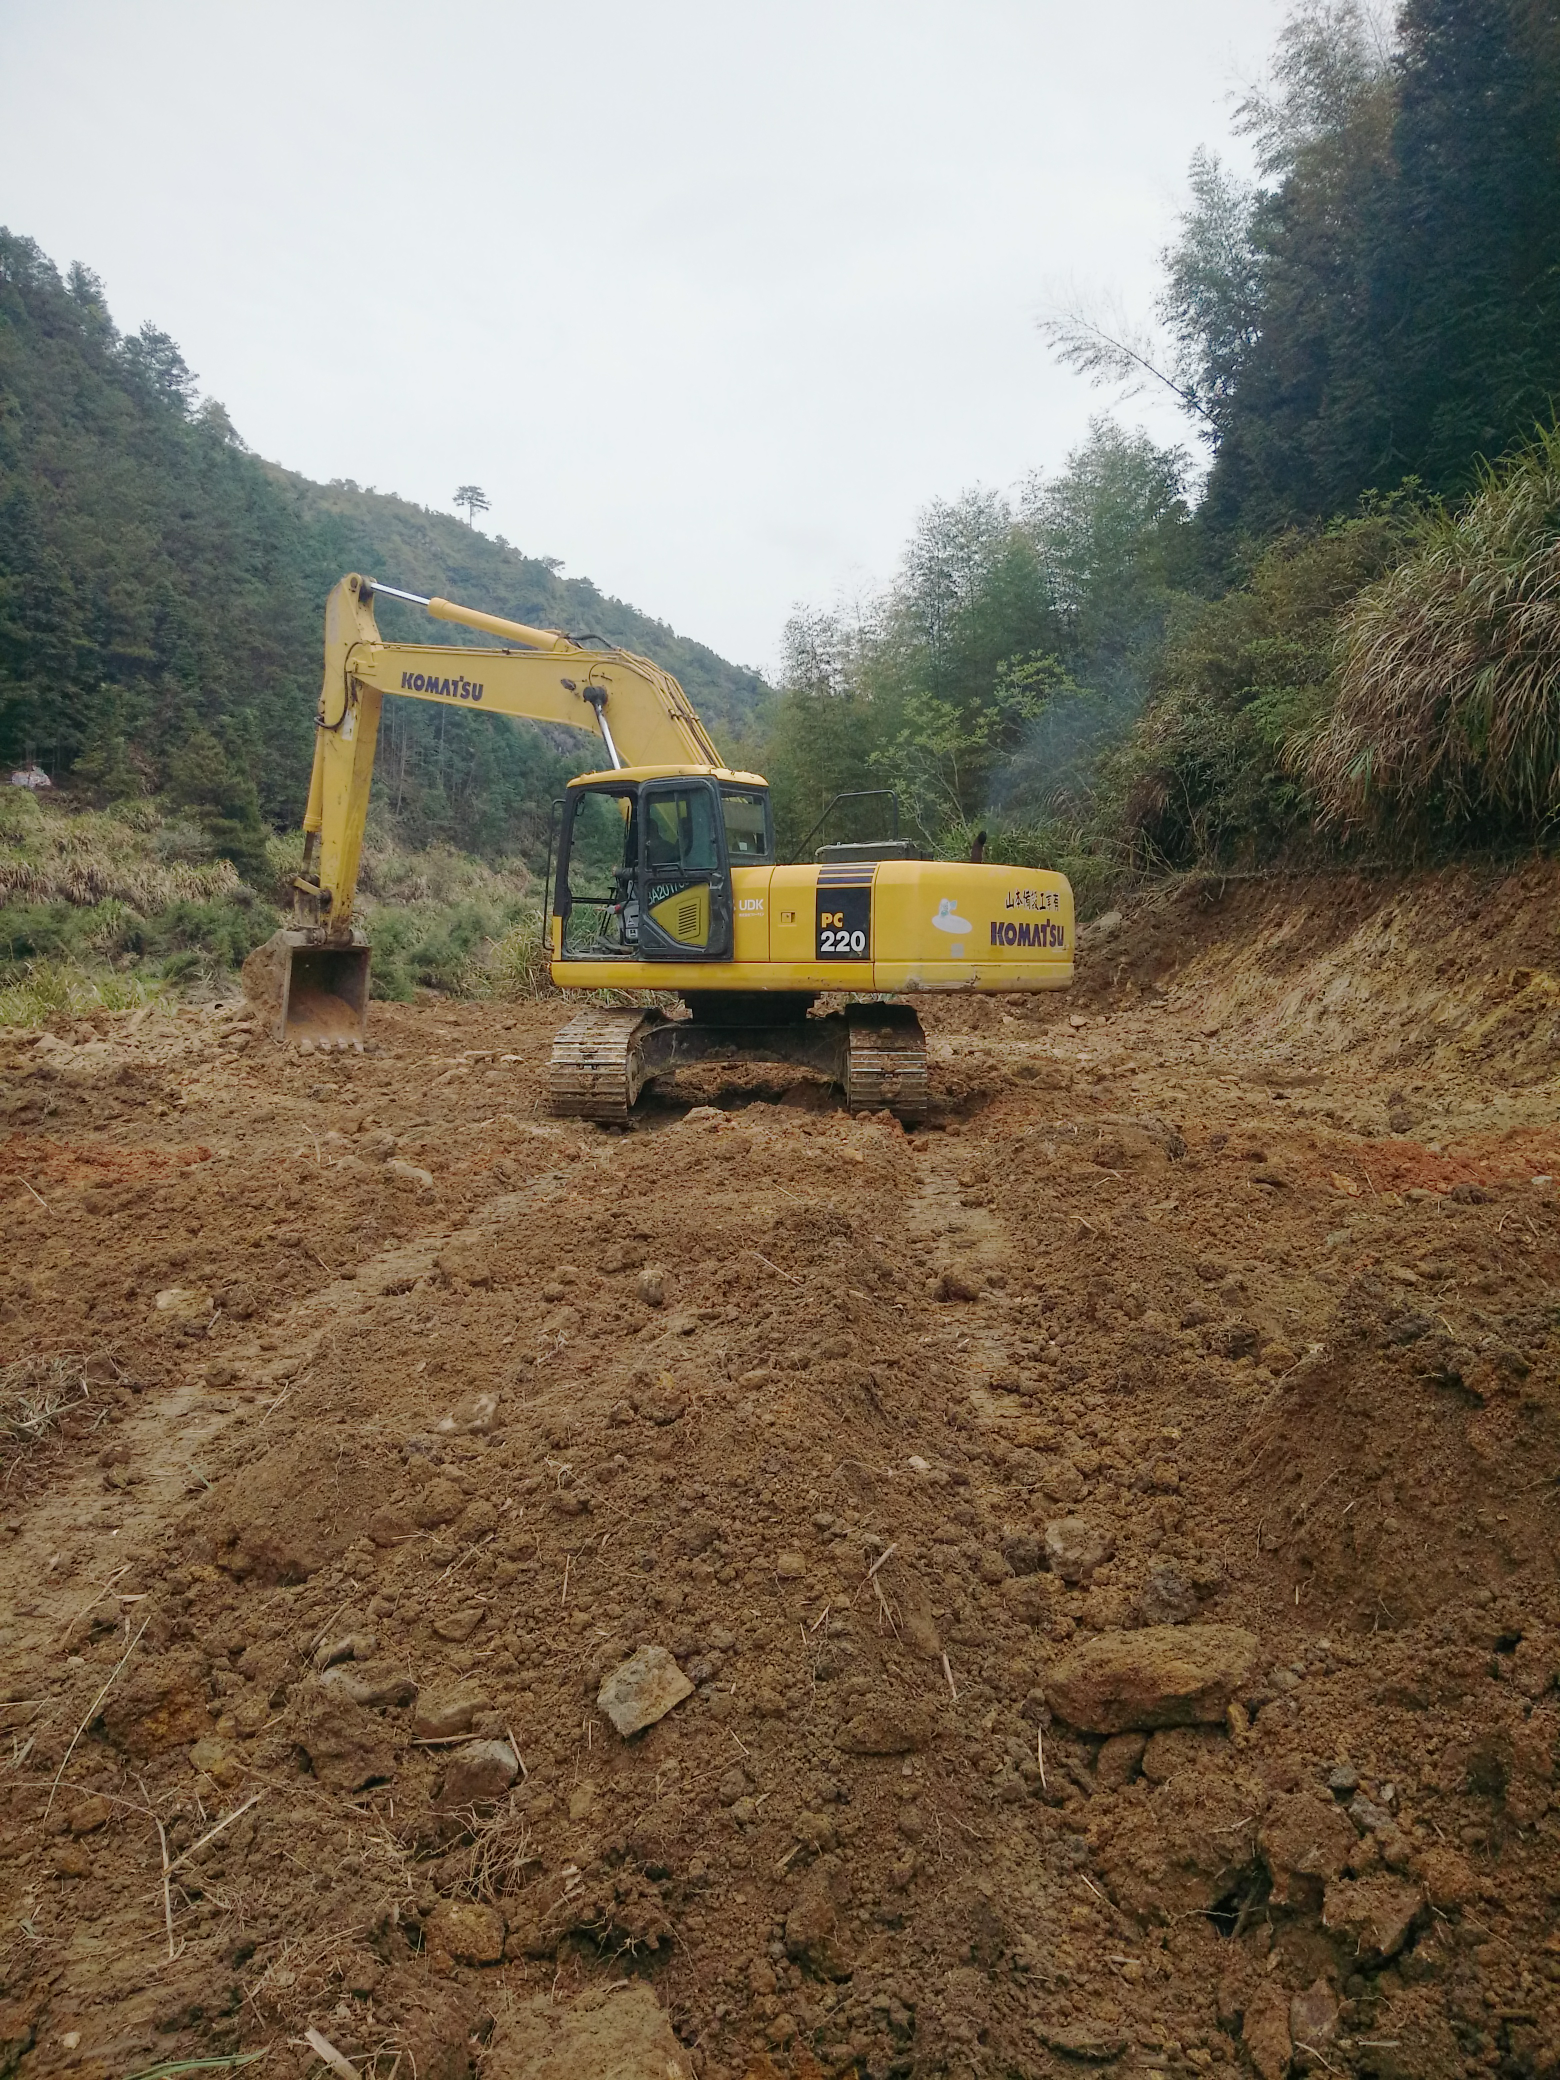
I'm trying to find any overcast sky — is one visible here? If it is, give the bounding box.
[1,0,1284,673]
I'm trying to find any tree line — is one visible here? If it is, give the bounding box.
[0,233,764,881]
[751,0,1560,888]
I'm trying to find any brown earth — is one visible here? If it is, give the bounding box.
[0,860,1558,2080]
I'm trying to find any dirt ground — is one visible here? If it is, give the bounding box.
[1,861,1557,2080]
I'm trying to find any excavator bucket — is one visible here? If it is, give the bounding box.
[241,929,371,1051]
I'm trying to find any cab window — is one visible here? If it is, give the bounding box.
[645,787,720,872]
[721,788,771,859]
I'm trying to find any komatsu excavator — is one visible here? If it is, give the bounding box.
[243,574,1074,1120]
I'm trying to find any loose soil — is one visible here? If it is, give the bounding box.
[1,861,1557,2080]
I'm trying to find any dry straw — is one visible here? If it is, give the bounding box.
[1303,423,1560,836]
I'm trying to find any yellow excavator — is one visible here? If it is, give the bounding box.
[243,574,1074,1120]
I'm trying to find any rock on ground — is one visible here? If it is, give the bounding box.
[1045,1624,1260,1733]
[597,1646,694,1737]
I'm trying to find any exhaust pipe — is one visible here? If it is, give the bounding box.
[242,929,371,1051]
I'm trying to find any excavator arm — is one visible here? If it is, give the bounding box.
[242,572,726,1048]
[297,573,721,935]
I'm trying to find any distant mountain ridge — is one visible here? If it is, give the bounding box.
[0,226,766,865]
[266,465,766,735]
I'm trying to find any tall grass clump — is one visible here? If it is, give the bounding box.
[1306,425,1560,838]
[0,959,162,1028]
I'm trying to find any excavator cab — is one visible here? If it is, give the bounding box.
[555,772,764,963]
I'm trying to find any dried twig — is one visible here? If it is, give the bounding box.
[941,1652,958,1703]
[154,1812,178,1961]
[44,1616,148,1818]
[304,2029,362,2080]
[505,1722,527,1778]
[166,1792,262,1875]
[749,1249,802,1287]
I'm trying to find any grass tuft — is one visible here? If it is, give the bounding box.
[0,1354,97,1485]
[1306,423,1560,838]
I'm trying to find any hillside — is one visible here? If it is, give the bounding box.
[0,228,766,867]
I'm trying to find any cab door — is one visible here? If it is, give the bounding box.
[637,778,734,961]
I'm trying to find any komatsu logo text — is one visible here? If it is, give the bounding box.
[402,671,484,701]
[991,919,1065,948]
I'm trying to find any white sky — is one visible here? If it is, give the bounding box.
[0,0,1283,674]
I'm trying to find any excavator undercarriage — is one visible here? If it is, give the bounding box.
[547,998,929,1123]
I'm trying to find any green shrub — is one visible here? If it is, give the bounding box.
[365,894,531,1000]
[1105,508,1412,867]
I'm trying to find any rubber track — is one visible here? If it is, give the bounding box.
[548,1006,657,1122]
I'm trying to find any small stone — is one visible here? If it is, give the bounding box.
[436,1390,501,1434]
[66,1795,112,1835]
[1094,1732,1146,1791]
[432,1605,486,1642]
[441,1739,519,1806]
[1327,1764,1360,1798]
[414,1687,491,1740]
[424,1898,505,1965]
[1138,1560,1198,1626]
[313,1630,377,1671]
[1289,1978,1339,2053]
[1046,1624,1260,1734]
[152,1286,213,1336]
[385,1157,435,1191]
[1001,1532,1044,1576]
[318,1663,417,1710]
[597,1645,693,1737]
[637,1266,665,1308]
[776,1550,807,1579]
[51,1841,92,1878]
[1044,1516,1115,1585]
[188,1736,244,1788]
[932,1267,982,1302]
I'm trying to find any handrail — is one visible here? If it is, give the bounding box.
[787,790,900,864]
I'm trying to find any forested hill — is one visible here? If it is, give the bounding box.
[0,229,765,863]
